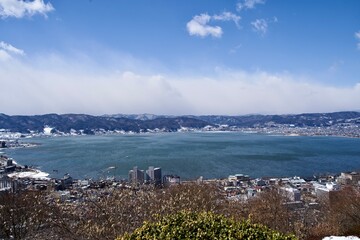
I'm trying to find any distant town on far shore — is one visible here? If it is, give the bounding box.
[0,111,359,138]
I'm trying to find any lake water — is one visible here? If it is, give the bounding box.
[4,132,360,180]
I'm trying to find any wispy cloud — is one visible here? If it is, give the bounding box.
[0,41,25,55]
[187,12,240,38]
[0,0,54,19]
[0,41,25,61]
[229,44,242,54]
[251,19,268,35]
[237,0,265,11]
[213,11,241,28]
[328,60,344,74]
[355,31,360,50]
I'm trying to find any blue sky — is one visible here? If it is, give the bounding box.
[0,0,360,115]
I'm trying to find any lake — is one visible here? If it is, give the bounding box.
[4,132,360,180]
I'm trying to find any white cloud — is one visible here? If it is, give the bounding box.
[355,31,360,39]
[213,11,241,28]
[237,0,265,11]
[355,31,360,50]
[251,19,268,35]
[187,12,241,38]
[0,41,24,61]
[0,49,11,61]
[187,13,222,38]
[0,41,25,55]
[0,0,54,19]
[1,53,360,116]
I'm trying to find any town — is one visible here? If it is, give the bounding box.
[1,144,360,239]
[1,151,359,207]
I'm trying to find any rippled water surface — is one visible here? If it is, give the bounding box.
[5,132,360,180]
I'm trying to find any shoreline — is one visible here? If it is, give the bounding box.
[1,126,359,141]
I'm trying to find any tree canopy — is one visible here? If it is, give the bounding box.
[118,211,297,240]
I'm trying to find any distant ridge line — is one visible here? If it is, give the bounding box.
[0,111,359,134]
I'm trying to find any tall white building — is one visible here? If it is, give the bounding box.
[145,166,162,186]
[128,166,144,185]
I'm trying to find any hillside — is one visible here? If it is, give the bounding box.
[0,114,211,134]
[0,111,359,134]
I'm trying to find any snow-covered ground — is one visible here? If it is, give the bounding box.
[323,237,360,240]
[43,126,53,135]
[8,170,50,180]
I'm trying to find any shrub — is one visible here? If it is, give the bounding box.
[118,211,297,240]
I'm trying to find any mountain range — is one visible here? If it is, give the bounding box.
[0,111,360,134]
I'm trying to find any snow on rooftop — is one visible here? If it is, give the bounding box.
[323,236,360,240]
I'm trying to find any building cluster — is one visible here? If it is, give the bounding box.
[0,156,16,175]
[128,166,162,186]
[0,138,37,149]
[128,166,180,187]
[221,171,360,208]
[1,148,359,211]
[1,154,52,192]
[1,157,182,201]
[239,123,360,138]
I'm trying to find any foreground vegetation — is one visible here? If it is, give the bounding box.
[119,211,296,240]
[0,183,359,239]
